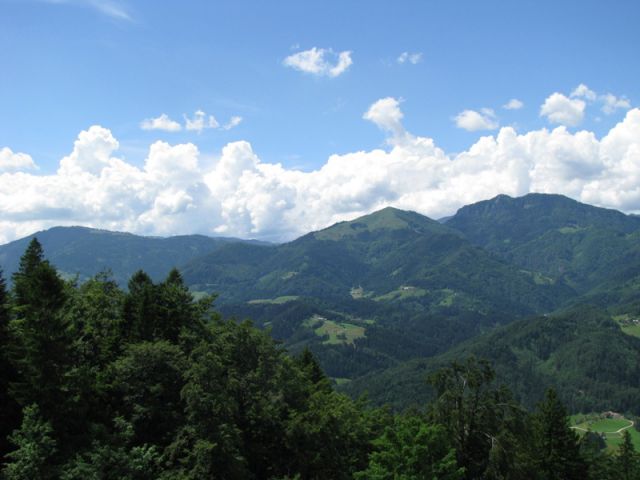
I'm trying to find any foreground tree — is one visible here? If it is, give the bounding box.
[9,239,72,440]
[3,404,57,480]
[615,430,640,480]
[355,412,464,480]
[531,388,588,480]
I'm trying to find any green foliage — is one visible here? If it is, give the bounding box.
[355,414,464,480]
[3,404,57,480]
[531,388,588,479]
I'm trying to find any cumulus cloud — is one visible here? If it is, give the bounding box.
[1,99,640,244]
[540,92,586,126]
[363,97,405,137]
[397,52,423,64]
[454,108,499,131]
[503,99,524,110]
[140,113,182,132]
[283,47,353,77]
[0,148,37,172]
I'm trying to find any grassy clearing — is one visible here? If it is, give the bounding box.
[612,314,640,338]
[248,295,299,305]
[571,413,639,451]
[303,315,366,345]
[374,286,427,302]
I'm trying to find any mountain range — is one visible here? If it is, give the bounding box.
[2,193,640,412]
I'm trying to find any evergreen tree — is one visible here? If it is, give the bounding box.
[615,430,640,480]
[122,270,158,342]
[3,404,57,480]
[9,238,71,436]
[531,388,588,480]
[0,269,20,464]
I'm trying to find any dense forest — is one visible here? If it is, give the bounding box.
[0,238,639,479]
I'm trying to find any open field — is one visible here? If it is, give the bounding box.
[613,314,640,338]
[303,315,366,345]
[571,414,639,451]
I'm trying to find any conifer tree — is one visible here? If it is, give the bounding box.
[532,388,587,480]
[9,238,72,437]
[0,269,20,464]
[615,430,640,480]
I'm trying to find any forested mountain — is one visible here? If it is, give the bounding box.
[344,306,640,414]
[0,226,263,286]
[446,193,640,293]
[2,194,640,406]
[1,240,638,479]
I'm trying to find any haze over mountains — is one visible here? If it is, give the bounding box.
[2,192,640,411]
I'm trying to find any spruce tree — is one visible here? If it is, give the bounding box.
[9,239,71,438]
[532,388,587,480]
[0,269,20,464]
[615,430,640,480]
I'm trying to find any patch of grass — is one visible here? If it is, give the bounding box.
[613,314,640,338]
[374,286,427,302]
[558,226,586,234]
[248,295,300,305]
[571,413,639,451]
[281,271,298,280]
[303,315,366,345]
[333,378,351,386]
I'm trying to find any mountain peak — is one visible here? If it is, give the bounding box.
[314,206,441,240]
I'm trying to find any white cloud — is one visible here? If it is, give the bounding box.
[223,116,243,131]
[540,93,585,126]
[503,99,524,110]
[0,148,37,172]
[140,113,182,132]
[601,93,631,115]
[397,52,423,64]
[454,108,499,131]
[283,47,353,77]
[184,110,220,133]
[571,83,597,101]
[363,97,405,137]
[1,100,640,245]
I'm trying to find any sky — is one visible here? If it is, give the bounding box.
[1,0,639,243]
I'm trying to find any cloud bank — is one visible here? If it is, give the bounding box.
[1,99,640,244]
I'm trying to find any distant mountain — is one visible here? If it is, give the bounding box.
[0,226,263,286]
[344,305,640,414]
[446,193,640,293]
[182,206,574,381]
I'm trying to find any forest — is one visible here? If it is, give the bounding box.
[0,238,638,479]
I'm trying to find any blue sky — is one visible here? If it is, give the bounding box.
[1,0,639,242]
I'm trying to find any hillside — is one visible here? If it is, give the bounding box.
[447,193,640,293]
[0,226,260,286]
[344,306,640,414]
[183,206,575,381]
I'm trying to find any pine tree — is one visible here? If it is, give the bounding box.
[9,239,72,438]
[615,430,640,480]
[532,388,588,480]
[0,269,20,464]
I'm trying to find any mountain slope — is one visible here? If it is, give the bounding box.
[0,226,259,285]
[446,193,640,293]
[344,305,640,414]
